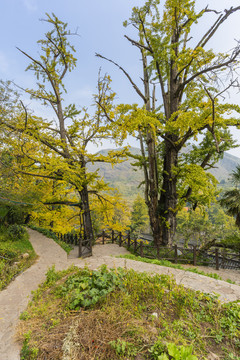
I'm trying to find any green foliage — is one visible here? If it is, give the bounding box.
[130,194,149,234]
[150,340,198,360]
[220,165,240,229]
[20,331,39,360]
[219,231,240,251]
[0,206,9,223]
[109,339,138,358]
[176,203,236,247]
[0,226,36,290]
[55,265,123,309]
[45,265,62,286]
[0,202,29,225]
[7,224,26,241]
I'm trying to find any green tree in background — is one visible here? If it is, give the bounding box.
[220,165,240,229]
[130,194,149,234]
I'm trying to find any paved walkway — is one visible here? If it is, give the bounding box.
[0,229,240,360]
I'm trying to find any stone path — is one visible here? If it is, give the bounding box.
[0,229,240,360]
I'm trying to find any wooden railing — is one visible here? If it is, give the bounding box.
[96,230,240,270]
[55,232,92,258]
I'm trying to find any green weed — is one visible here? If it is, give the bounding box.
[20,331,39,360]
[118,254,235,283]
[109,338,138,358]
[55,265,124,309]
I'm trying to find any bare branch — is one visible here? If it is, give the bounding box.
[96,53,146,102]
[124,35,151,52]
[17,170,62,181]
[199,6,240,49]
[44,200,81,207]
[20,100,28,129]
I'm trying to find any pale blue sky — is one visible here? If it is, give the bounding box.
[1,0,240,156]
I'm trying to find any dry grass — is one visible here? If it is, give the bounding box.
[17,266,240,360]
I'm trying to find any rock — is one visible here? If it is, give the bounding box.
[151,312,158,319]
[22,253,30,259]
[207,352,220,360]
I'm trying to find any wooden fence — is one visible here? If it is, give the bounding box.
[55,232,92,258]
[96,230,240,270]
[55,229,240,269]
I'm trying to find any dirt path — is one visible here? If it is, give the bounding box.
[0,229,240,360]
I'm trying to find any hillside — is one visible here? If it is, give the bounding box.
[208,152,240,182]
[88,148,240,201]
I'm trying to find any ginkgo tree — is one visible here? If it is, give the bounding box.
[97,0,240,246]
[0,14,127,239]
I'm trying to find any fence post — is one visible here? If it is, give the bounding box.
[119,232,122,247]
[215,248,219,270]
[174,245,178,264]
[102,230,105,245]
[112,230,114,244]
[140,241,143,257]
[127,231,131,249]
[193,246,197,266]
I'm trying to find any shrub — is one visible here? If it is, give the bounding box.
[7,224,26,241]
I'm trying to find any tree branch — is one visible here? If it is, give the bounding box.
[96,53,146,102]
[16,47,60,103]
[44,200,81,207]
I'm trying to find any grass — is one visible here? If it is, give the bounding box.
[0,225,37,290]
[117,254,236,283]
[18,265,240,360]
[28,224,73,254]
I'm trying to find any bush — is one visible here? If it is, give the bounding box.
[7,224,26,241]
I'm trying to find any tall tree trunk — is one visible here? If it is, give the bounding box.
[146,130,162,247]
[141,50,162,247]
[158,30,180,246]
[159,137,178,246]
[80,185,94,240]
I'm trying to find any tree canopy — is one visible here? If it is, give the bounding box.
[0,14,128,238]
[97,0,240,246]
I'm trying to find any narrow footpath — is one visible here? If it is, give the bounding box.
[0,229,240,360]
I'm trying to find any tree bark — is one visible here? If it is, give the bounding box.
[79,185,94,240]
[159,138,178,246]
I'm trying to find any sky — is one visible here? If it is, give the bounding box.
[1,0,240,156]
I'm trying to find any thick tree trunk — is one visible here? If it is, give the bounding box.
[159,138,178,246]
[146,130,162,248]
[80,185,94,240]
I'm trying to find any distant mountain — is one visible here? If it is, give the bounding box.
[208,152,240,183]
[88,148,240,201]
[88,148,143,202]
